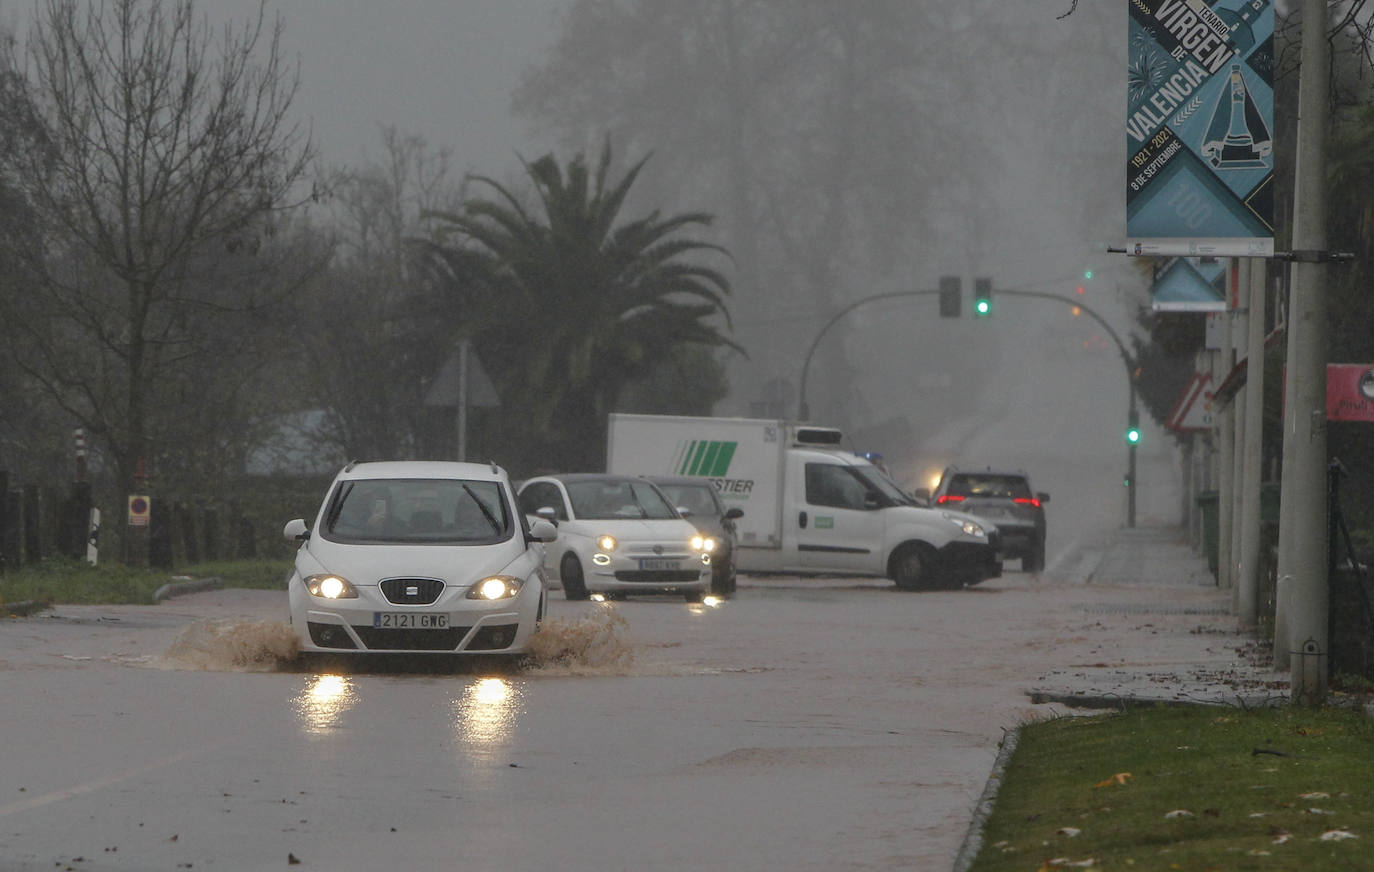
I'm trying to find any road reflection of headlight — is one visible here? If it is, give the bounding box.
[293,673,357,735]
[690,595,725,610]
[452,677,523,748]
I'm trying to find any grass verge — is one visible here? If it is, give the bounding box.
[1,556,292,607]
[966,704,1374,871]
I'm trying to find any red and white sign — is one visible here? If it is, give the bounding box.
[127,495,151,527]
[1167,372,1214,432]
[1327,364,1374,423]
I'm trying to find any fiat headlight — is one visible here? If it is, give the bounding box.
[305,574,359,599]
[690,534,717,552]
[466,575,524,600]
[597,534,618,552]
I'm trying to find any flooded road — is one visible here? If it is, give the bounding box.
[1,520,1228,872]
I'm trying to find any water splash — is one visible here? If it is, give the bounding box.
[523,608,635,674]
[160,618,299,671]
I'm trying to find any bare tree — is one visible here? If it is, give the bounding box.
[0,0,314,496]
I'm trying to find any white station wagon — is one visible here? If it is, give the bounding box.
[516,473,714,602]
[283,460,557,656]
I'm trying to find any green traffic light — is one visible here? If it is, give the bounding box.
[974,298,991,316]
[1084,269,1094,280]
[1125,427,1141,444]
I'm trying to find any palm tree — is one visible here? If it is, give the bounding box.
[415,139,739,471]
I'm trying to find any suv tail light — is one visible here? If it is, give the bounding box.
[1013,497,1042,508]
[936,495,965,505]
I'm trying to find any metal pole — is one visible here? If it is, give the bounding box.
[1128,384,1137,528]
[457,338,469,462]
[1237,257,1266,626]
[1278,0,1331,704]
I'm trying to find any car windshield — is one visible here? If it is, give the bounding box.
[322,478,511,543]
[566,479,678,520]
[654,483,720,518]
[947,474,1032,500]
[853,465,915,505]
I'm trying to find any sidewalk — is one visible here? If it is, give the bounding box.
[1028,525,1290,709]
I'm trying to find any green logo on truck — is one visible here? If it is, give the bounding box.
[677,440,737,477]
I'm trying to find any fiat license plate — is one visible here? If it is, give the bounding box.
[638,558,680,571]
[373,612,448,629]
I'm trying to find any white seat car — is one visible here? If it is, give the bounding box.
[283,460,557,656]
[516,473,713,602]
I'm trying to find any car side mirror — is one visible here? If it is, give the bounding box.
[676,506,694,518]
[283,518,310,541]
[1037,492,1050,504]
[724,507,744,520]
[535,506,558,524]
[529,518,559,542]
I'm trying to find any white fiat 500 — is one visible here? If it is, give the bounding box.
[516,473,713,602]
[283,460,557,656]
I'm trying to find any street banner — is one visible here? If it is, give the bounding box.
[1126,0,1274,257]
[1327,364,1374,423]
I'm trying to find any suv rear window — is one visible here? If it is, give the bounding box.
[946,474,1032,500]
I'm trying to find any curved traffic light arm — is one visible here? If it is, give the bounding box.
[797,289,937,421]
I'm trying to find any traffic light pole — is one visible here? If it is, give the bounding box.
[797,289,938,421]
[993,289,1140,527]
[796,285,1139,527]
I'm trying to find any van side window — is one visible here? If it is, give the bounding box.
[805,463,869,510]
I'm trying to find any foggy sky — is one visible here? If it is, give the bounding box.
[200,0,566,173]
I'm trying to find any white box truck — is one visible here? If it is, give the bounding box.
[606,413,1001,589]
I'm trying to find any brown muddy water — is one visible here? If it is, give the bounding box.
[156,607,636,675]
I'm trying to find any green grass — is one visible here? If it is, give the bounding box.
[967,704,1374,871]
[0,556,292,607]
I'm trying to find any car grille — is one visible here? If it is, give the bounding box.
[379,577,445,605]
[352,625,472,651]
[613,570,703,583]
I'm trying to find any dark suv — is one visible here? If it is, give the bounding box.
[926,467,1048,572]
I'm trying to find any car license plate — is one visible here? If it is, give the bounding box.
[639,558,680,571]
[373,612,448,629]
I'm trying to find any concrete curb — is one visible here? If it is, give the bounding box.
[951,724,1022,872]
[3,600,52,617]
[151,576,222,603]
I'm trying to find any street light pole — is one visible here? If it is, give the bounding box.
[1276,0,1332,703]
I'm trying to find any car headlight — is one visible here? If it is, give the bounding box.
[305,574,359,599]
[466,575,525,600]
[943,513,987,538]
[690,535,717,552]
[597,534,617,552]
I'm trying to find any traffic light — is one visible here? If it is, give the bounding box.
[938,275,961,318]
[1125,410,1141,445]
[973,278,992,317]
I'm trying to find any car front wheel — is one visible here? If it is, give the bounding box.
[560,554,590,601]
[890,542,936,591]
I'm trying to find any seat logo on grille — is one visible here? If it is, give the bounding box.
[406,585,419,596]
[653,545,663,555]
